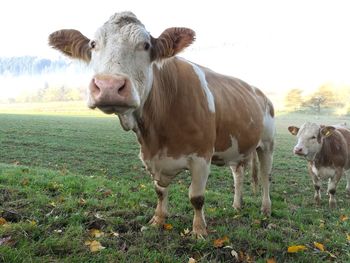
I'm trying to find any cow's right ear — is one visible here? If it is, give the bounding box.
[288,126,299,136]
[49,29,91,62]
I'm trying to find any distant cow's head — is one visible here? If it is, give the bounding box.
[288,122,335,160]
[49,11,195,115]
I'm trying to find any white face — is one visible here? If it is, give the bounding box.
[293,122,322,160]
[87,12,153,113]
[49,12,196,115]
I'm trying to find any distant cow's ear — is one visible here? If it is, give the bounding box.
[49,29,91,62]
[151,27,195,61]
[320,126,336,138]
[288,126,299,136]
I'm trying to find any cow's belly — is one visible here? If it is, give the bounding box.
[139,151,189,187]
[212,135,254,167]
[312,165,336,180]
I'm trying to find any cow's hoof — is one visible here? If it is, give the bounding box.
[329,201,337,209]
[192,227,208,238]
[346,188,350,197]
[232,202,242,211]
[149,215,166,226]
[314,197,321,206]
[261,206,271,216]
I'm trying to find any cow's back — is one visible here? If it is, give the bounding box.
[202,66,274,155]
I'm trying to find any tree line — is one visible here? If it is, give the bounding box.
[284,84,350,114]
[0,56,69,76]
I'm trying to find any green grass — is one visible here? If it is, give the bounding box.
[0,112,350,262]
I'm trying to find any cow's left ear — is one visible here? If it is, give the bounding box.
[320,126,336,137]
[151,27,195,61]
[288,126,299,136]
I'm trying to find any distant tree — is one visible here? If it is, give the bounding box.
[284,88,303,111]
[303,96,325,114]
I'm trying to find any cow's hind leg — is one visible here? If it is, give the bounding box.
[345,171,350,196]
[149,181,169,226]
[327,168,343,209]
[256,143,273,216]
[231,164,244,210]
[188,157,210,237]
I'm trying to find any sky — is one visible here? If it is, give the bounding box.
[1,0,350,104]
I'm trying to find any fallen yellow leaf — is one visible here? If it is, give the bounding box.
[180,228,191,237]
[79,198,86,205]
[86,240,105,252]
[287,245,307,253]
[346,233,350,241]
[89,229,104,238]
[340,215,348,222]
[163,223,173,230]
[266,258,276,263]
[314,242,325,251]
[326,251,337,259]
[21,178,29,186]
[213,236,229,248]
[0,218,7,225]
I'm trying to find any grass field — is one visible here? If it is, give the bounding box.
[0,109,350,262]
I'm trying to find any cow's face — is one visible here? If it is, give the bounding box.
[288,122,322,160]
[49,12,195,115]
[288,122,335,161]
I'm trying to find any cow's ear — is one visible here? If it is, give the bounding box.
[49,29,91,62]
[151,27,195,61]
[288,126,299,136]
[320,126,335,138]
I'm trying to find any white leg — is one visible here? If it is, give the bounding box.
[345,171,350,196]
[256,143,273,216]
[327,168,342,209]
[231,164,244,210]
[308,162,321,205]
[188,157,210,237]
[149,180,169,226]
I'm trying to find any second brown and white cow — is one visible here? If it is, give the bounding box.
[49,11,275,236]
[288,122,350,208]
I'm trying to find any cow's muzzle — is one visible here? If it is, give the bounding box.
[293,146,306,157]
[88,74,139,114]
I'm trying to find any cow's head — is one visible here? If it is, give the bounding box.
[288,122,335,161]
[49,11,195,115]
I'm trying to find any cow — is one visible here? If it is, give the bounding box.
[49,11,275,236]
[288,122,350,208]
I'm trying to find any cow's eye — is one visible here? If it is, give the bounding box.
[310,136,316,139]
[144,42,150,51]
[90,40,96,49]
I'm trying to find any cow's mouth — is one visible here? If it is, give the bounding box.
[97,105,135,114]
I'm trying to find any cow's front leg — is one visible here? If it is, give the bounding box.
[189,157,210,237]
[308,162,321,205]
[149,181,169,226]
[327,168,343,209]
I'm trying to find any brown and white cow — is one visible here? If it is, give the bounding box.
[49,11,275,236]
[288,122,350,208]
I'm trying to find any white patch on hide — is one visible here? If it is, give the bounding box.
[214,136,243,166]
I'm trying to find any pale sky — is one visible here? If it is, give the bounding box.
[1,0,350,103]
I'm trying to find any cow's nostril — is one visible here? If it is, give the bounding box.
[90,78,101,96]
[117,83,126,95]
